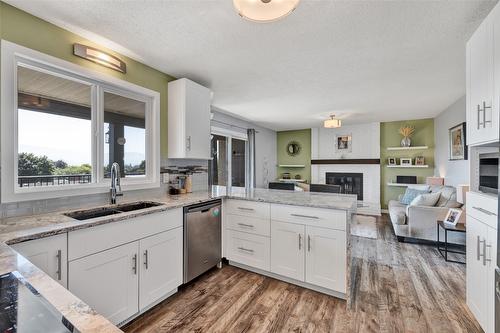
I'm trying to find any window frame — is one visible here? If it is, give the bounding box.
[1,40,160,203]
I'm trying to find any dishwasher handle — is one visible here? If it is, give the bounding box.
[184,199,222,213]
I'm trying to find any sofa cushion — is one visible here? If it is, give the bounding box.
[400,188,429,205]
[409,192,441,207]
[432,185,461,208]
[388,200,407,225]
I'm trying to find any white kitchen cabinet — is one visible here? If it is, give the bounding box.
[69,241,139,325]
[305,226,346,293]
[466,215,497,333]
[270,221,305,281]
[226,229,270,271]
[139,227,182,311]
[11,234,67,288]
[168,78,211,159]
[467,4,499,146]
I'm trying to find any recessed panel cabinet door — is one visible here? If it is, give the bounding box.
[11,234,68,288]
[271,221,305,281]
[305,226,346,293]
[69,242,139,325]
[139,227,183,311]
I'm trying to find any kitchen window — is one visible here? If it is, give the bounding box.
[1,41,160,202]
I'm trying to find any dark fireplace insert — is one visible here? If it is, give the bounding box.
[325,172,363,201]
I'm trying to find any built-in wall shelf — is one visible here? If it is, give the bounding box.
[387,182,425,187]
[386,146,429,151]
[278,164,305,168]
[278,179,306,183]
[386,165,429,168]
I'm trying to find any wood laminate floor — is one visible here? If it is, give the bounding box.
[122,214,481,333]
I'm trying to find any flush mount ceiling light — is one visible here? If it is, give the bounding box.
[73,44,127,73]
[233,0,300,23]
[324,115,342,128]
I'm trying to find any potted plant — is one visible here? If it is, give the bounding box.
[399,125,415,147]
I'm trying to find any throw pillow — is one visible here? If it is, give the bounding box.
[400,188,429,205]
[409,192,441,207]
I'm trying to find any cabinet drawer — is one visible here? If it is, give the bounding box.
[225,229,270,271]
[225,200,270,220]
[69,208,182,261]
[271,204,346,231]
[225,214,270,237]
[467,192,497,229]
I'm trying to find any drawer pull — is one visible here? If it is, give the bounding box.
[308,235,311,252]
[144,250,149,270]
[237,247,254,253]
[472,206,497,216]
[132,254,138,275]
[56,250,62,281]
[237,223,254,228]
[298,234,302,250]
[237,207,255,211]
[291,213,319,220]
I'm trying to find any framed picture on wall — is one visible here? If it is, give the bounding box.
[449,122,467,161]
[387,157,397,165]
[400,158,412,166]
[335,134,352,153]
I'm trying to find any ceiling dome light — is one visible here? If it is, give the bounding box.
[324,115,342,128]
[233,0,300,23]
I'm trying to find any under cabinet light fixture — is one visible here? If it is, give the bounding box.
[73,44,127,73]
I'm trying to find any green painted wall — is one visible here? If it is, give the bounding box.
[380,119,435,209]
[277,129,311,183]
[0,2,175,159]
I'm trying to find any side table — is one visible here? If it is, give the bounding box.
[437,220,466,264]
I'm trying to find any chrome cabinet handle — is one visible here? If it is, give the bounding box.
[237,247,254,253]
[472,206,497,216]
[132,254,138,274]
[477,104,482,129]
[144,250,149,270]
[186,136,191,151]
[298,234,302,250]
[485,243,492,266]
[237,223,254,228]
[237,207,254,211]
[307,235,311,252]
[483,101,492,127]
[478,236,485,261]
[56,250,62,281]
[291,214,319,220]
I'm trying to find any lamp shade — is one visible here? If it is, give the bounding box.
[324,115,341,128]
[233,0,300,23]
[426,177,444,186]
[456,184,469,204]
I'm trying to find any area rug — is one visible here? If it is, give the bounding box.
[350,215,378,239]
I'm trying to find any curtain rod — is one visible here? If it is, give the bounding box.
[211,119,257,132]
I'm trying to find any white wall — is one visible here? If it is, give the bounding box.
[434,96,469,187]
[312,122,380,159]
[211,110,277,188]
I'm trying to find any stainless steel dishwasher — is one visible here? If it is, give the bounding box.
[183,199,222,283]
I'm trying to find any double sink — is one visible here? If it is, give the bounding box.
[64,201,164,221]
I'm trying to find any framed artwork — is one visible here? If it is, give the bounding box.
[415,156,425,165]
[335,134,352,153]
[444,208,462,226]
[286,141,301,156]
[400,158,412,166]
[449,122,467,160]
[387,157,397,165]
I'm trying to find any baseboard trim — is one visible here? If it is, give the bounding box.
[228,260,346,300]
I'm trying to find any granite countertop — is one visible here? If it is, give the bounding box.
[0,188,357,332]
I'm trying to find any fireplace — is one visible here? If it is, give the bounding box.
[325,172,363,200]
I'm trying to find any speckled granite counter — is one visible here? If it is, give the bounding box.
[0,188,357,332]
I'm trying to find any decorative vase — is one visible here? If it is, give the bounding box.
[401,136,411,147]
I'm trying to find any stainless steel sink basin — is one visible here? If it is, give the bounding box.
[64,201,164,221]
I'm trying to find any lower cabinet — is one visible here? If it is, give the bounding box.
[270,221,305,281]
[226,229,270,271]
[69,227,183,325]
[69,241,139,325]
[139,228,183,310]
[466,215,497,333]
[11,233,68,288]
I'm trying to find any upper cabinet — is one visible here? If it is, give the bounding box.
[466,4,500,146]
[168,78,211,159]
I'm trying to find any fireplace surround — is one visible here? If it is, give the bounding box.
[325,172,363,200]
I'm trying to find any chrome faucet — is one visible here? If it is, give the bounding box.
[110,162,123,204]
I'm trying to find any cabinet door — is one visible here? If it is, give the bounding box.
[271,221,305,281]
[11,234,67,288]
[139,227,182,311]
[486,225,497,333]
[492,5,500,144]
[184,80,211,159]
[466,216,488,330]
[305,226,346,293]
[468,16,495,145]
[69,242,139,325]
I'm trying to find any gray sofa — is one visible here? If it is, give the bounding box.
[388,185,465,244]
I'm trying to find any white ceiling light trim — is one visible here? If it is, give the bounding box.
[233,0,300,23]
[324,115,341,128]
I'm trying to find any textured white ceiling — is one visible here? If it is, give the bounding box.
[5,0,497,130]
